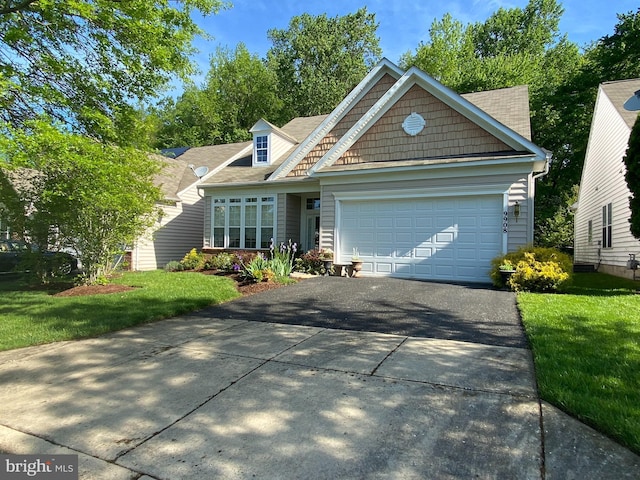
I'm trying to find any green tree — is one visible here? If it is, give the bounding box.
[267,7,382,119]
[586,8,640,82]
[399,14,475,88]
[206,44,284,142]
[0,0,225,144]
[151,85,222,149]
[152,43,282,148]
[0,119,162,283]
[624,115,640,239]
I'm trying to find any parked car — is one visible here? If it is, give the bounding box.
[0,240,81,276]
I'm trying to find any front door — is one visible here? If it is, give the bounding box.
[305,215,320,252]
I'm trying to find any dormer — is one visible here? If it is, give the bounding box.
[249,118,298,167]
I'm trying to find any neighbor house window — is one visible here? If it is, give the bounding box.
[211,196,275,249]
[255,135,269,164]
[602,203,612,248]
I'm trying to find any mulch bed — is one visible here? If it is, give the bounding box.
[53,271,290,298]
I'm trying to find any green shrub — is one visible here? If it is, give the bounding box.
[204,252,237,272]
[294,249,327,275]
[163,260,185,272]
[491,246,573,290]
[180,248,205,270]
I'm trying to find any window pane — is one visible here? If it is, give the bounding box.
[261,228,273,248]
[306,198,320,210]
[261,204,274,226]
[213,205,225,227]
[213,228,225,248]
[229,227,241,248]
[245,227,257,248]
[229,205,241,226]
[245,205,257,226]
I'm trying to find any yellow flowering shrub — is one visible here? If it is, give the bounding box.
[491,246,573,288]
[180,248,206,270]
[508,252,570,292]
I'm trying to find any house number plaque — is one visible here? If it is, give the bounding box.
[503,210,509,233]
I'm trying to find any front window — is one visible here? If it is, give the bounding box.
[602,203,612,248]
[255,135,269,164]
[212,196,275,249]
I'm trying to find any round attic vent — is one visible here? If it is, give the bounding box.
[402,112,426,136]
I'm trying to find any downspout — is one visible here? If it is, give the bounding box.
[529,151,552,244]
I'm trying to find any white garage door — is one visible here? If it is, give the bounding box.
[338,196,504,283]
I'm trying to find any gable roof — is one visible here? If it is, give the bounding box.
[269,59,404,180]
[308,66,545,175]
[195,59,547,189]
[601,78,640,129]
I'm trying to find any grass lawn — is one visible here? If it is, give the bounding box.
[518,272,640,454]
[0,270,240,351]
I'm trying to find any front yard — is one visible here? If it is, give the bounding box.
[1,269,638,455]
[518,272,640,454]
[0,270,241,351]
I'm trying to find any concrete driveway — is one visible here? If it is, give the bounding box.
[0,277,638,479]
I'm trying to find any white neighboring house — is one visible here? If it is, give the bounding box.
[574,78,640,279]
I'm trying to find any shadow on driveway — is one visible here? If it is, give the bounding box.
[196,276,528,349]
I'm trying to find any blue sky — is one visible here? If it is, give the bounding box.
[181,0,638,91]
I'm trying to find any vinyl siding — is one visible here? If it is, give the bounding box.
[574,88,640,271]
[132,186,205,270]
[320,170,530,259]
[270,133,296,165]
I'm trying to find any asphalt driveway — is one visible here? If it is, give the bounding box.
[0,277,638,479]
[201,276,527,348]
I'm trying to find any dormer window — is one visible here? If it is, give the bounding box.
[250,118,298,168]
[255,135,269,164]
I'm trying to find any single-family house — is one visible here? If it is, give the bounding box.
[195,59,549,283]
[574,78,640,279]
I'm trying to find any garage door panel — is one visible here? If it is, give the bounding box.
[375,262,393,274]
[415,217,433,228]
[376,217,394,228]
[339,195,502,282]
[395,217,413,228]
[435,232,455,243]
[414,247,433,258]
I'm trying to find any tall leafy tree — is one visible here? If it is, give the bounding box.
[151,85,222,149]
[0,119,162,283]
[151,43,282,148]
[624,115,640,239]
[267,7,382,119]
[206,44,284,142]
[0,0,225,143]
[0,0,225,283]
